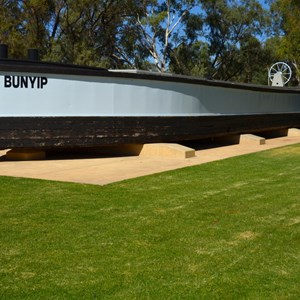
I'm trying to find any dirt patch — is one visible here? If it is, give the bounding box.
[236,231,260,240]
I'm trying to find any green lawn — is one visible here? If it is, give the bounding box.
[1,144,300,299]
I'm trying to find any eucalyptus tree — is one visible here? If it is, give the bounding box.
[0,0,276,83]
[270,0,300,85]
[42,0,146,68]
[0,0,24,58]
[19,0,54,52]
[0,0,62,59]
[43,0,125,66]
[168,0,270,83]
[169,41,210,76]
[200,0,268,81]
[0,0,137,67]
[122,0,202,72]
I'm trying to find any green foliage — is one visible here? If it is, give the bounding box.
[0,0,299,84]
[1,144,300,298]
[199,0,269,81]
[169,41,210,77]
[0,1,25,58]
[128,0,201,72]
[271,0,300,85]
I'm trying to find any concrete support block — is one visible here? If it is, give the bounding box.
[287,128,300,137]
[239,134,266,145]
[6,149,46,161]
[139,143,195,159]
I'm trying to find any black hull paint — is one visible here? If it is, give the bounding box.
[1,113,300,149]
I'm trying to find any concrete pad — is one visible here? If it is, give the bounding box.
[288,128,300,137]
[139,143,195,159]
[0,136,299,185]
[239,134,266,145]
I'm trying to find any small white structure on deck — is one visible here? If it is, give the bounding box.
[268,62,292,87]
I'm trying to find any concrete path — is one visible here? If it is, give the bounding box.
[0,135,299,185]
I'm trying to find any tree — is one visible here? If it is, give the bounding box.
[0,0,139,67]
[0,0,281,86]
[20,0,54,52]
[125,0,201,72]
[0,1,24,58]
[169,0,271,84]
[271,0,300,85]
[201,0,268,81]
[169,41,210,76]
[43,0,125,66]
